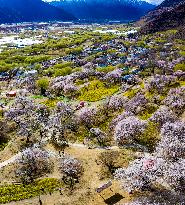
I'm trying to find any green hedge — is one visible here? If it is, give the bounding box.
[0,178,63,204]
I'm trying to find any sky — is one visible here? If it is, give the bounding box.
[45,0,164,5]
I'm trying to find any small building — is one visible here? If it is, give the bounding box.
[6,91,16,97]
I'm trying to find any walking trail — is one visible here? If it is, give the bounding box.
[0,143,120,170]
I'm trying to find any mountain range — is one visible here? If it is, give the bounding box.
[139,0,185,34]
[0,0,76,23]
[0,0,184,38]
[50,0,155,22]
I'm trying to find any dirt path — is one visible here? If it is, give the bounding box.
[0,152,21,169]
[5,145,133,205]
[0,143,120,170]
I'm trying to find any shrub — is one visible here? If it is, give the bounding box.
[149,106,177,128]
[78,80,119,102]
[114,116,147,145]
[96,66,115,73]
[16,147,53,184]
[174,63,185,72]
[0,178,63,204]
[123,88,139,99]
[138,122,159,151]
[54,67,72,77]
[59,155,83,190]
[53,62,72,69]
[138,103,158,120]
[42,99,58,107]
[72,67,82,73]
[36,77,50,96]
[98,150,134,179]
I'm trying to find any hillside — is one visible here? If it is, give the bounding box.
[0,0,76,23]
[0,7,21,23]
[51,0,155,22]
[157,0,183,8]
[139,0,185,34]
[0,25,185,204]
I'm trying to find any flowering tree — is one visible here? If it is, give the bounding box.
[149,106,177,128]
[114,156,163,193]
[161,159,185,192]
[157,60,172,75]
[103,95,128,113]
[114,116,147,145]
[115,121,185,194]
[89,128,109,146]
[123,196,182,205]
[16,146,52,184]
[77,107,98,130]
[5,97,50,143]
[17,76,36,93]
[125,93,148,114]
[104,68,123,84]
[109,111,134,130]
[156,121,185,160]
[5,97,38,142]
[46,102,75,153]
[163,87,185,115]
[50,74,78,96]
[156,121,185,192]
[59,155,83,190]
[63,83,79,98]
[174,70,185,80]
[146,75,177,94]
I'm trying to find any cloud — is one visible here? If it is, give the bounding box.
[144,0,164,5]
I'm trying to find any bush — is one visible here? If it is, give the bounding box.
[96,66,115,73]
[24,55,50,65]
[137,122,159,151]
[36,77,49,95]
[42,99,58,108]
[54,67,72,77]
[53,62,72,69]
[36,78,49,90]
[123,88,139,99]
[98,150,135,179]
[0,178,63,204]
[138,103,158,120]
[78,80,119,102]
[179,51,185,56]
[174,63,185,72]
[72,67,82,73]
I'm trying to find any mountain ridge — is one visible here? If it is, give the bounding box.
[50,0,155,21]
[139,0,185,34]
[0,0,76,24]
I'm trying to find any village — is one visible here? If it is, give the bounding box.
[0,23,185,205]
